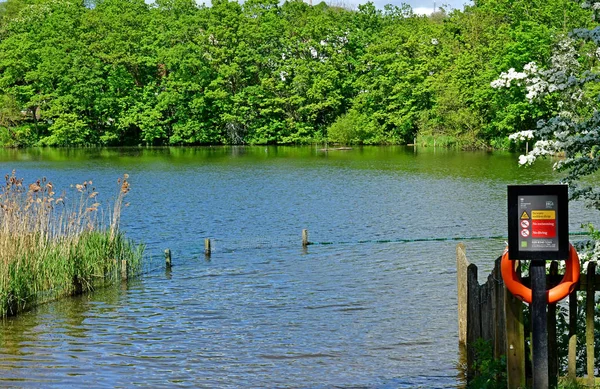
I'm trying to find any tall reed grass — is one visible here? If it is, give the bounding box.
[0,171,144,318]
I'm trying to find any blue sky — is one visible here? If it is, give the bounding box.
[400,0,472,14]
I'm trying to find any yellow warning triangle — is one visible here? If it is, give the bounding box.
[520,211,530,219]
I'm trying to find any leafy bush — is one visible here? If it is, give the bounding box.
[468,339,507,389]
[326,109,373,145]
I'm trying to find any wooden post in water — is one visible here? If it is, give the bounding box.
[466,262,481,381]
[165,249,172,269]
[586,262,596,388]
[205,238,211,257]
[456,243,468,349]
[121,259,127,281]
[456,244,469,384]
[302,229,309,247]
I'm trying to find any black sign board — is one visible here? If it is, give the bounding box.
[507,185,569,260]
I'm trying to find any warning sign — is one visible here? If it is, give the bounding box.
[531,210,556,220]
[515,194,560,254]
[531,209,556,238]
[508,185,569,261]
[532,220,556,238]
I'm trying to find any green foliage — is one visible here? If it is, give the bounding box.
[489,135,512,150]
[416,134,458,148]
[558,378,587,389]
[0,125,36,147]
[40,113,91,146]
[327,109,372,144]
[468,339,507,389]
[0,0,593,147]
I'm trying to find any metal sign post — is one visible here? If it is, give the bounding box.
[507,185,569,389]
[531,259,549,388]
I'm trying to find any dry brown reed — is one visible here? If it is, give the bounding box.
[0,171,143,317]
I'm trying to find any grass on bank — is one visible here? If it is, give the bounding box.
[0,171,144,318]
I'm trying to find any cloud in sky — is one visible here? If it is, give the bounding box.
[369,0,473,13]
[307,0,473,14]
[412,7,434,15]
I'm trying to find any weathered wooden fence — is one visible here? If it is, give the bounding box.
[457,243,599,388]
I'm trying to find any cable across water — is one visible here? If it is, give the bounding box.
[306,231,591,246]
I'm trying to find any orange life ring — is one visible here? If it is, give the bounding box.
[500,243,580,304]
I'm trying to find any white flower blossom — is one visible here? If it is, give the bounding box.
[493,30,600,266]
[431,38,439,45]
[491,68,527,89]
[518,154,536,165]
[508,130,535,141]
[523,62,538,73]
[494,39,580,101]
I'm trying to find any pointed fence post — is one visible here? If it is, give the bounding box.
[568,287,578,380]
[548,261,559,389]
[456,243,468,350]
[466,262,481,381]
[586,262,596,388]
[492,257,506,360]
[505,260,526,389]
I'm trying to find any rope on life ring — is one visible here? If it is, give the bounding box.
[500,243,580,304]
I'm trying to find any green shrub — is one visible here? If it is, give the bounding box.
[468,339,507,389]
[326,109,373,145]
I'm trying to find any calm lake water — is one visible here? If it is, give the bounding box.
[0,146,598,388]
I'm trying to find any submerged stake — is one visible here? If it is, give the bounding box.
[302,229,309,247]
[205,238,211,257]
[165,249,172,269]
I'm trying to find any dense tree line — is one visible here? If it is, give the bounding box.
[0,0,594,147]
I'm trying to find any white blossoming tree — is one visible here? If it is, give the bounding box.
[492,7,600,259]
[493,9,600,372]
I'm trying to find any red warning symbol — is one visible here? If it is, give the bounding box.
[521,220,530,229]
[521,229,530,238]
